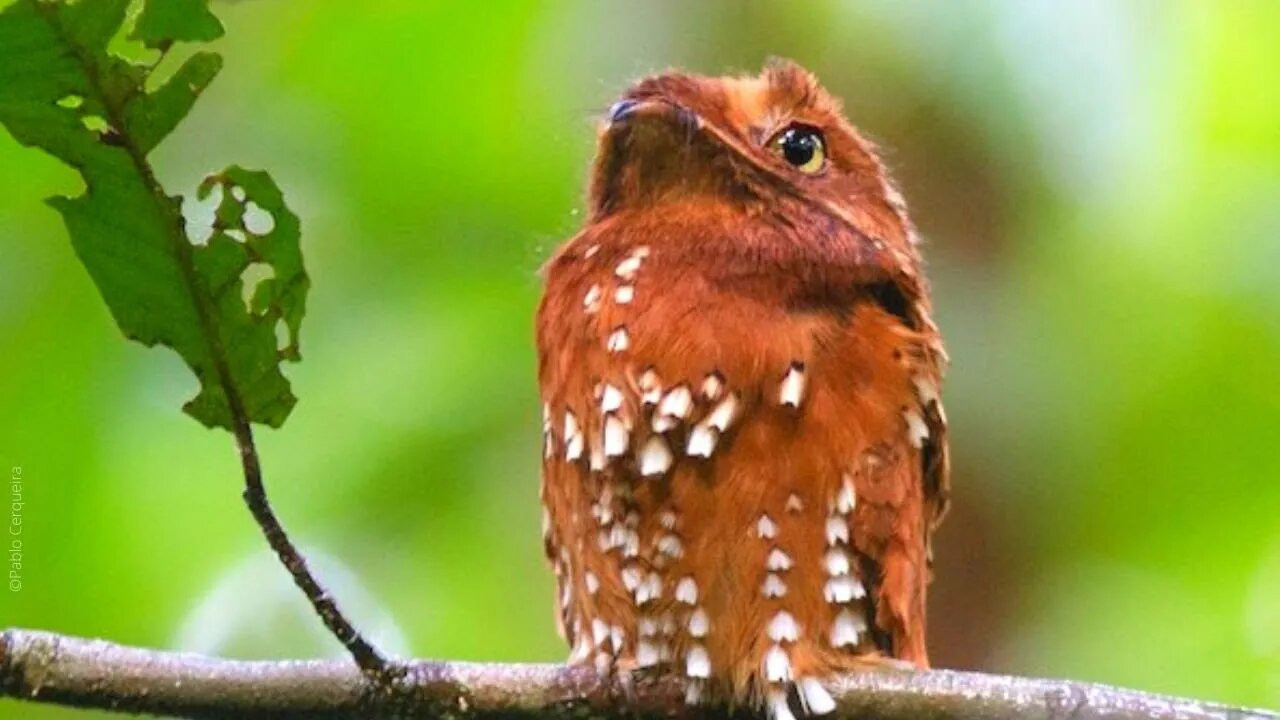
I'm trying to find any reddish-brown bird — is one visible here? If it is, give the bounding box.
[536,60,949,719]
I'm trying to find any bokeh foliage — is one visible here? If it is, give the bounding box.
[1,2,1277,719]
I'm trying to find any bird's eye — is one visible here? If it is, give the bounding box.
[769,124,826,174]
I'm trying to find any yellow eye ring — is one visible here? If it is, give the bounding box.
[769,124,826,174]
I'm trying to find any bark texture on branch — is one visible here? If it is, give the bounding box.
[1,628,1274,720]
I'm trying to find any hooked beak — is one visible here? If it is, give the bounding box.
[602,97,702,136]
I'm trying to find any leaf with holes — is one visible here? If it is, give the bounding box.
[0,0,308,430]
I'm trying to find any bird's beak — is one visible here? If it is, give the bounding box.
[602,98,702,136]
[606,99,642,124]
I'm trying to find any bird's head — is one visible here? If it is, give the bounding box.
[588,59,910,253]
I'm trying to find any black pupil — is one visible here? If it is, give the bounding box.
[780,128,819,167]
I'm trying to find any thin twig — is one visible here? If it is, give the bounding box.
[1,629,1274,720]
[230,415,395,678]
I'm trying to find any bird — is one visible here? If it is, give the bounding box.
[535,59,949,720]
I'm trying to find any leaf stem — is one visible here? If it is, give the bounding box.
[231,415,397,678]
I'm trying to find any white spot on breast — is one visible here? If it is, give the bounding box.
[615,247,650,279]
[658,534,684,559]
[768,689,797,720]
[835,475,857,514]
[583,244,600,258]
[763,644,792,682]
[831,607,866,647]
[592,618,610,646]
[603,415,630,457]
[568,637,592,664]
[623,529,641,558]
[607,327,630,353]
[621,565,642,591]
[614,285,634,304]
[705,393,739,431]
[767,610,800,642]
[757,514,778,539]
[823,575,866,604]
[766,548,793,571]
[636,639,660,667]
[824,548,850,576]
[600,383,624,413]
[798,677,837,715]
[638,615,657,634]
[590,502,610,525]
[635,571,662,604]
[659,510,677,529]
[675,576,698,604]
[607,523,629,551]
[685,679,705,705]
[656,640,673,662]
[913,374,940,406]
[638,368,662,406]
[786,494,804,513]
[688,607,709,637]
[542,404,554,458]
[904,408,929,448]
[685,644,711,678]
[780,362,806,407]
[659,611,677,636]
[583,284,602,313]
[615,256,642,278]
[761,573,788,598]
[825,516,849,545]
[701,372,724,401]
[610,625,625,652]
[685,424,719,458]
[863,452,884,471]
[563,411,584,460]
[589,438,605,471]
[654,385,693,431]
[584,571,599,595]
[638,435,673,476]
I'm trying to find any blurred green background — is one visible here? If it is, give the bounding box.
[2,1,1278,717]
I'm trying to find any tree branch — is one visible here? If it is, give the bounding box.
[1,629,1273,720]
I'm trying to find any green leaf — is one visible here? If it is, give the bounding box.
[131,0,224,49]
[0,0,308,430]
[125,51,222,155]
